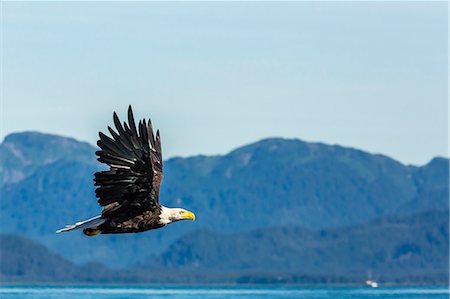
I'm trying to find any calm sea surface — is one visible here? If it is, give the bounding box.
[0,285,448,299]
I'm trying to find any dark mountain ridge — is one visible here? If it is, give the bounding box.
[148,210,448,275]
[0,234,79,282]
[1,209,447,284]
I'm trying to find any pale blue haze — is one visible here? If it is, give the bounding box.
[2,2,448,165]
[0,286,449,299]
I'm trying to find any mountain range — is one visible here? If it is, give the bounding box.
[0,131,448,283]
[1,209,447,284]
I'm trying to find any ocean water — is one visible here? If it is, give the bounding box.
[0,285,448,299]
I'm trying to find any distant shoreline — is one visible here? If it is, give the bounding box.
[1,282,448,287]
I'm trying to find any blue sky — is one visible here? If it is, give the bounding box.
[2,2,448,165]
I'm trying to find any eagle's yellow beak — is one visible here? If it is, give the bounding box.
[184,211,196,221]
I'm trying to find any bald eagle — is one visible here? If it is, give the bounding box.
[56,106,195,236]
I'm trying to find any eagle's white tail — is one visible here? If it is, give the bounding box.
[56,215,105,233]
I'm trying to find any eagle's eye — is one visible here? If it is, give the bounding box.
[179,211,184,215]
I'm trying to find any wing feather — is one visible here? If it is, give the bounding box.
[97,132,128,158]
[94,106,163,221]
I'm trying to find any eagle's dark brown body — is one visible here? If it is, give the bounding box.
[98,209,164,234]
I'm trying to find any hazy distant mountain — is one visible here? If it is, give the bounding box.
[395,157,449,215]
[0,132,94,185]
[0,132,448,268]
[162,139,448,232]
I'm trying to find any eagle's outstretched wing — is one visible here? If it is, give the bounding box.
[94,106,163,222]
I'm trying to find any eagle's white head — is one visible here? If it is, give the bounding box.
[159,206,196,225]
